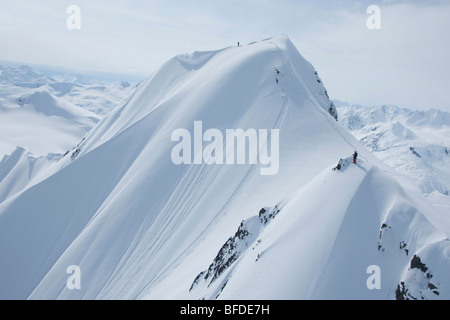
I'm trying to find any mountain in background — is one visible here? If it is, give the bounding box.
[0,65,136,205]
[0,90,99,157]
[0,64,136,116]
[0,36,449,300]
[0,64,56,87]
[0,90,99,156]
[337,102,450,213]
[0,63,138,164]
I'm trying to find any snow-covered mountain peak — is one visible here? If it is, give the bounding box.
[16,91,98,121]
[75,35,337,159]
[0,88,101,158]
[0,36,449,301]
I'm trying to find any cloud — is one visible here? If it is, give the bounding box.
[293,2,450,110]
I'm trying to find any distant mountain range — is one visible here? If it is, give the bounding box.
[0,64,137,157]
[0,64,137,116]
[336,101,450,226]
[337,102,450,201]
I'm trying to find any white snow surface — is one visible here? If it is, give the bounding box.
[0,36,449,300]
[338,103,450,212]
[0,91,99,157]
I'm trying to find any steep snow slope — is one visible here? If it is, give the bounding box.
[0,36,448,300]
[0,147,62,204]
[186,164,450,300]
[0,89,101,205]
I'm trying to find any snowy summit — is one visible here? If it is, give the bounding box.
[0,35,449,300]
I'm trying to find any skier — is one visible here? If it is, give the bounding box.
[353,151,358,164]
[333,159,343,171]
[237,41,240,47]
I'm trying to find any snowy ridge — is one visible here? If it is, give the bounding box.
[0,36,448,300]
[188,159,450,300]
[189,205,281,299]
[0,147,61,204]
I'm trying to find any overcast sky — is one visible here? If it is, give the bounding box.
[1,0,450,111]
